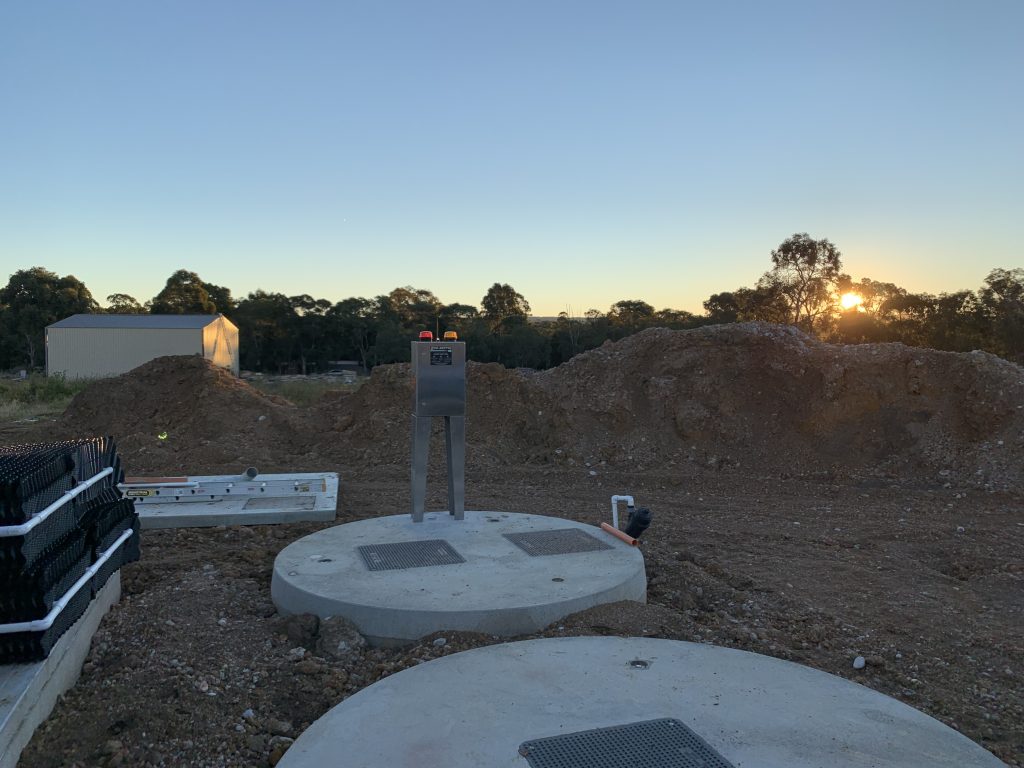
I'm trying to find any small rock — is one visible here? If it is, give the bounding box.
[246,734,267,752]
[242,708,256,720]
[316,616,366,660]
[287,647,306,661]
[268,738,293,766]
[956,526,965,533]
[217,618,228,627]
[852,656,866,670]
[432,637,447,648]
[295,659,322,675]
[268,744,287,766]
[264,718,293,737]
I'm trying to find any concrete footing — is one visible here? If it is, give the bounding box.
[0,574,121,768]
[278,636,1003,768]
[134,472,338,529]
[138,496,336,529]
[271,511,647,645]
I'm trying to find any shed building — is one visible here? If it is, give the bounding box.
[46,314,239,379]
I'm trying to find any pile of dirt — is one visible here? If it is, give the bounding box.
[61,356,313,474]
[315,361,560,468]
[535,324,1024,488]
[59,327,1024,488]
[317,323,1023,487]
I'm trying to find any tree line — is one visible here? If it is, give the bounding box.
[1,233,1021,373]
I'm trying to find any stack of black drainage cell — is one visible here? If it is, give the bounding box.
[0,438,140,663]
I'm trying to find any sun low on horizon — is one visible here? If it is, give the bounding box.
[840,293,865,311]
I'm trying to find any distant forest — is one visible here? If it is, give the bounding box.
[1,234,1022,373]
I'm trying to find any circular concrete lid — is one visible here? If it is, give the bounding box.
[278,636,1001,768]
[271,512,647,645]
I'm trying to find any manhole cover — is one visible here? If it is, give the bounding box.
[357,539,466,571]
[518,718,735,768]
[503,528,612,557]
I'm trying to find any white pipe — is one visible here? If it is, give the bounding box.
[0,527,133,634]
[610,494,635,529]
[0,467,114,538]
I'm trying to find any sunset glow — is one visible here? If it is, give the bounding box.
[840,293,865,310]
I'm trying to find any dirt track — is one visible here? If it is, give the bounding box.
[6,324,1023,767]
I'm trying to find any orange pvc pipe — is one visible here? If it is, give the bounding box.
[600,522,639,546]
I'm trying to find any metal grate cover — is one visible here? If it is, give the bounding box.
[503,528,612,557]
[518,718,735,768]
[357,539,465,571]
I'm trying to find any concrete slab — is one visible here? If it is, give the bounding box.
[137,473,338,529]
[0,573,121,768]
[271,512,646,646]
[278,636,1003,768]
[138,496,336,529]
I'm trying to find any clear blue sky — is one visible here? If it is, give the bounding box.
[1,1,1021,315]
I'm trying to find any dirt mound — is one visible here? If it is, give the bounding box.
[62,356,313,474]
[535,323,1024,487]
[58,329,1024,488]
[314,361,559,468]
[318,323,1024,487]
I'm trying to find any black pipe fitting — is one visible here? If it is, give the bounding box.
[623,506,653,539]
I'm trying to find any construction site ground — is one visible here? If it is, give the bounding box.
[2,323,1021,767]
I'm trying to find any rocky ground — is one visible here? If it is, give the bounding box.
[4,324,1022,766]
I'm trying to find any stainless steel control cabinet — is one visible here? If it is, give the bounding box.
[410,340,466,522]
[412,341,466,417]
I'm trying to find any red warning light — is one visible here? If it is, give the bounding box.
[418,331,433,341]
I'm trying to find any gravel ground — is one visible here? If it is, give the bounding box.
[7,326,1024,766]
[16,465,1023,767]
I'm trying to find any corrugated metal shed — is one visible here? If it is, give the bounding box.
[45,314,239,379]
[49,315,220,329]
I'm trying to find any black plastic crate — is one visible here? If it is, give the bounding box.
[0,452,74,524]
[0,583,94,664]
[1,437,118,481]
[0,438,120,524]
[122,526,141,565]
[90,523,139,594]
[0,436,135,663]
[90,498,137,559]
[0,499,84,575]
[0,529,90,619]
[0,551,90,623]
[0,472,120,576]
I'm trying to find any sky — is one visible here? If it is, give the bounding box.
[1,0,1021,316]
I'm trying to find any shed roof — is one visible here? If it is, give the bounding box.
[48,314,232,330]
